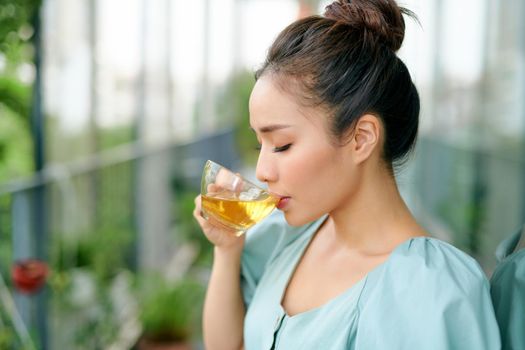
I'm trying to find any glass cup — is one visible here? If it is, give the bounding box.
[200,160,278,236]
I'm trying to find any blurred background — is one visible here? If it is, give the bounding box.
[0,0,523,348]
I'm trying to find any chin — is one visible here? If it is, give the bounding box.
[283,210,324,227]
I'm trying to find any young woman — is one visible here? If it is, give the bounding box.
[194,0,501,349]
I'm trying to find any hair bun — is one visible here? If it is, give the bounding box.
[324,0,414,52]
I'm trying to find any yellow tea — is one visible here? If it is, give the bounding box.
[201,193,277,232]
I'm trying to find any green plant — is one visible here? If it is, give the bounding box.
[0,327,31,350]
[51,226,133,283]
[0,0,42,176]
[0,107,32,182]
[139,276,205,343]
[175,189,213,266]
[0,328,14,349]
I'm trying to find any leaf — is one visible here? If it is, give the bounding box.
[0,76,30,121]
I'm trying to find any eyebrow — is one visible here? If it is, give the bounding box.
[250,124,292,133]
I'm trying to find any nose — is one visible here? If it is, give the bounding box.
[255,150,277,184]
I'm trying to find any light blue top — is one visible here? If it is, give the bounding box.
[490,229,525,350]
[241,211,501,350]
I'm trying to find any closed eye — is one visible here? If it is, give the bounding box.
[253,144,292,152]
[273,144,291,153]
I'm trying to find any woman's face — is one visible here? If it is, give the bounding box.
[249,75,359,226]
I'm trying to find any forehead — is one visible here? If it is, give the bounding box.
[249,75,325,131]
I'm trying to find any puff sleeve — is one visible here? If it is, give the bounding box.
[355,238,501,349]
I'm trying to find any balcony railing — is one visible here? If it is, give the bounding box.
[0,128,239,349]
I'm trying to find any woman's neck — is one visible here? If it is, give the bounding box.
[327,165,427,256]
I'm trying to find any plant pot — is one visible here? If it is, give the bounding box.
[11,259,48,294]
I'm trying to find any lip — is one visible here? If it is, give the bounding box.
[276,196,291,210]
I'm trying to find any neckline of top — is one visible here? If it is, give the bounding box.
[278,217,433,319]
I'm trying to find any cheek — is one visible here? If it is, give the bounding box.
[279,145,350,226]
[284,145,344,192]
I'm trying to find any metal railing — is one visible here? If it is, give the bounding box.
[0,128,239,349]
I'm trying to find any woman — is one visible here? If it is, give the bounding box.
[194,0,501,349]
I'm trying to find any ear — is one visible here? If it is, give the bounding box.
[351,114,381,164]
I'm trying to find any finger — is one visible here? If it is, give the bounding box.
[207,183,222,193]
[206,215,238,234]
[195,213,207,227]
[192,206,200,220]
[215,168,230,187]
[233,174,244,193]
[193,207,208,226]
[193,196,204,220]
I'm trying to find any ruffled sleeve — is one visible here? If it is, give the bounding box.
[355,237,501,349]
[240,210,315,306]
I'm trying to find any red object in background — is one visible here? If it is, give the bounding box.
[11,259,49,294]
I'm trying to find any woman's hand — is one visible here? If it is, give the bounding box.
[197,190,246,350]
[193,194,246,250]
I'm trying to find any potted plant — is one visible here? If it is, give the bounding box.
[136,276,205,350]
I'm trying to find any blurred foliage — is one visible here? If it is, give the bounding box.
[0,328,14,349]
[85,226,133,282]
[0,195,13,280]
[47,120,136,163]
[0,327,31,350]
[0,76,30,121]
[138,275,205,343]
[0,107,32,182]
[50,161,135,280]
[171,176,213,267]
[0,0,41,67]
[0,0,42,179]
[48,226,134,347]
[438,194,485,254]
[97,162,134,239]
[99,125,134,151]
[70,288,120,349]
[46,267,123,348]
[51,227,133,282]
[216,70,259,166]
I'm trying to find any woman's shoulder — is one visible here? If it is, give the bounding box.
[360,236,490,308]
[388,236,488,285]
[356,237,500,349]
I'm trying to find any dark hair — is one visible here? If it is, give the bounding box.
[255,0,420,170]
